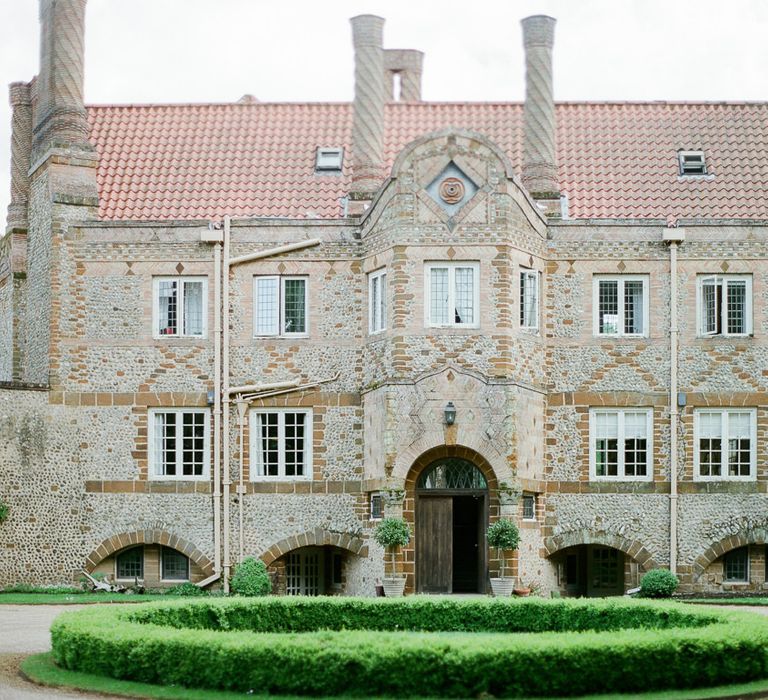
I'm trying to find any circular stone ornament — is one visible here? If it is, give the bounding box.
[439,177,465,204]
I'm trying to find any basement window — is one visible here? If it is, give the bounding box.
[315,147,344,172]
[679,150,707,175]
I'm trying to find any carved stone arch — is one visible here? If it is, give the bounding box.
[544,531,659,571]
[390,127,517,181]
[260,528,368,567]
[84,529,213,575]
[691,530,767,581]
[404,444,501,495]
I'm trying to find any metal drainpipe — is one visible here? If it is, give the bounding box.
[237,400,248,565]
[664,227,685,574]
[213,237,222,577]
[222,215,232,592]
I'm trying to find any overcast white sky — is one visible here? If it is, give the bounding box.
[1,0,767,222]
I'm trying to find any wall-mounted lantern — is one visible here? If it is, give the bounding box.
[444,401,456,426]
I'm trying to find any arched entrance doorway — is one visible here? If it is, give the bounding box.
[416,458,488,594]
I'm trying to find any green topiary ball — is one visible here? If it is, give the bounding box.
[639,568,679,598]
[373,517,411,549]
[487,519,520,551]
[230,557,271,596]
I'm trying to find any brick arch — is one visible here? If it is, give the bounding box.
[691,530,767,581]
[260,529,368,567]
[544,531,659,571]
[84,529,213,575]
[402,444,502,594]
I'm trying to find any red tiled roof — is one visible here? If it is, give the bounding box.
[87,102,768,221]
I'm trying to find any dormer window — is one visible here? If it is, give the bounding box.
[315,147,343,172]
[679,150,707,176]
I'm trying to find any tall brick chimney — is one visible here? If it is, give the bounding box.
[6,82,33,233]
[33,0,91,156]
[385,49,424,102]
[349,14,386,212]
[521,15,560,205]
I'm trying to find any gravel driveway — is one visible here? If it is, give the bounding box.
[0,604,116,699]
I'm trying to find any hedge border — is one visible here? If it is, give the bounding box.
[51,598,768,698]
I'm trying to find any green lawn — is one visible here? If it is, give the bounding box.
[21,652,768,700]
[683,598,768,606]
[0,591,188,605]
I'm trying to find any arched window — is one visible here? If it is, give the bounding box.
[417,458,487,490]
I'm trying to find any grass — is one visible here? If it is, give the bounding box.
[0,592,189,605]
[683,597,768,606]
[21,652,768,700]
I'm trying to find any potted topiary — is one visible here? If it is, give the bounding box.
[373,517,411,597]
[487,518,520,597]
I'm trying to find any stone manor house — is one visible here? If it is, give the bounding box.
[1,1,767,596]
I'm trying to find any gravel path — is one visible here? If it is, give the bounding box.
[0,604,116,699]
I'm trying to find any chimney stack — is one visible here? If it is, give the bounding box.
[6,82,33,233]
[385,49,424,102]
[521,15,559,201]
[33,0,90,156]
[349,14,386,208]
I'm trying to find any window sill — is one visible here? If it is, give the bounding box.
[253,334,310,340]
[148,476,211,482]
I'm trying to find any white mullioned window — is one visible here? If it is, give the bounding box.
[589,408,653,481]
[425,262,480,327]
[153,277,206,338]
[694,409,756,480]
[697,275,752,337]
[250,408,313,479]
[593,275,649,337]
[520,269,540,330]
[149,408,210,479]
[161,548,190,581]
[253,276,308,337]
[369,268,387,334]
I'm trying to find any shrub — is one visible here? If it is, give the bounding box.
[0,500,8,524]
[50,598,768,698]
[487,519,519,578]
[373,517,411,577]
[230,557,271,597]
[639,569,679,598]
[165,582,206,597]
[2,583,83,595]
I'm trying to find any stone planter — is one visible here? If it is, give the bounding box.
[382,577,407,597]
[514,587,531,597]
[490,577,516,597]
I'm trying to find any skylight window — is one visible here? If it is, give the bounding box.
[679,150,707,176]
[315,147,344,172]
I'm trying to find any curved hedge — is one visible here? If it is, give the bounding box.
[51,597,768,698]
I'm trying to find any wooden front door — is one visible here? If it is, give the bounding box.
[416,496,453,593]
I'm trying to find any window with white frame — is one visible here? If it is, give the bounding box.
[522,494,536,521]
[425,262,480,327]
[253,276,308,336]
[250,409,312,479]
[520,269,540,330]
[590,409,653,480]
[694,409,755,480]
[154,277,206,338]
[149,409,210,479]
[161,547,190,581]
[369,268,387,334]
[593,276,648,337]
[697,275,752,337]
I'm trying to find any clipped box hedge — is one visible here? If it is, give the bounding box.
[51,597,768,698]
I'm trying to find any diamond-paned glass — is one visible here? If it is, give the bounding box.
[417,459,487,490]
[283,278,306,334]
[430,267,450,325]
[454,267,474,324]
[182,281,203,336]
[255,277,279,335]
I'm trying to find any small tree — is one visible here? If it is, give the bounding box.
[230,557,271,596]
[487,519,520,579]
[373,517,410,579]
